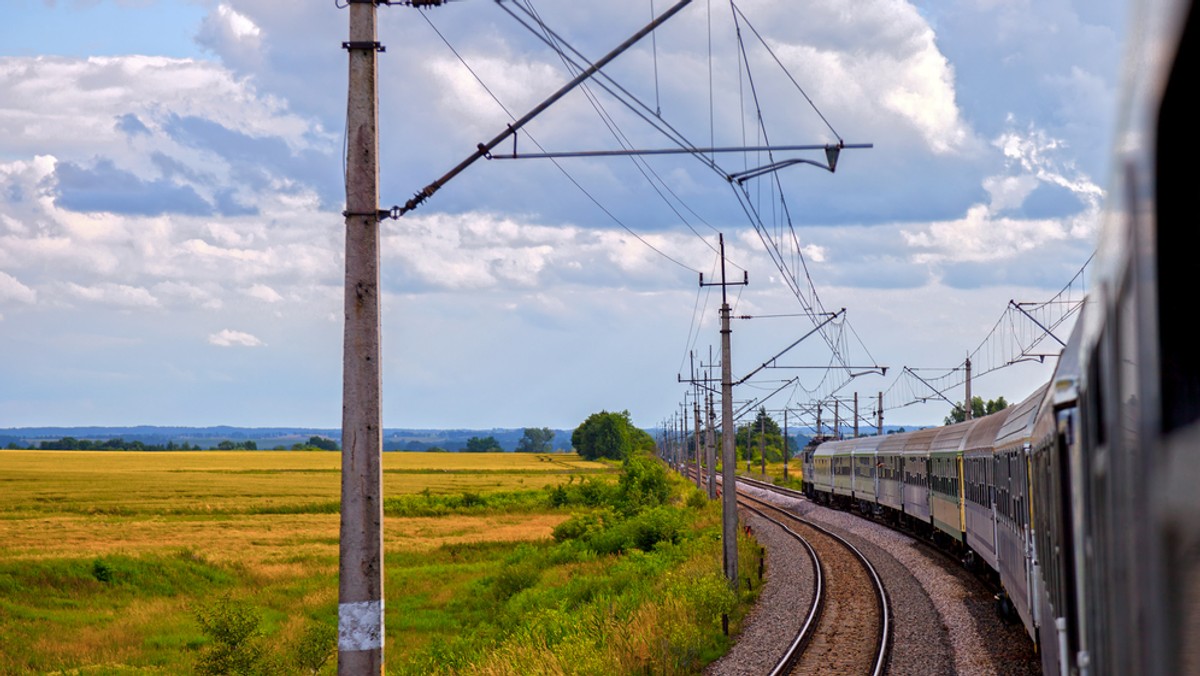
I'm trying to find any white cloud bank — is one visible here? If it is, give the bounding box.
[208,329,265,347]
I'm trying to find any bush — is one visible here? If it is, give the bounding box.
[194,594,269,675]
[292,620,336,674]
[616,455,670,515]
[91,558,113,584]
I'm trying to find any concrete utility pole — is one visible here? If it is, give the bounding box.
[783,408,789,481]
[339,0,384,672]
[964,357,973,421]
[701,234,747,588]
[759,413,766,476]
[877,392,883,436]
[834,400,841,440]
[853,392,859,438]
[707,390,717,500]
[694,399,703,491]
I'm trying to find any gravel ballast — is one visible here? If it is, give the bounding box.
[720,484,1039,675]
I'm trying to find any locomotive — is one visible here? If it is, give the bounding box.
[803,0,1199,672]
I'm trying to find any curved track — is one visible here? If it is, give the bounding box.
[738,489,891,676]
[734,497,825,675]
[703,469,891,675]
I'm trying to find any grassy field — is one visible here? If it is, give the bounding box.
[0,450,617,673]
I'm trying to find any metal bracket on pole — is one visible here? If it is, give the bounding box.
[342,41,386,52]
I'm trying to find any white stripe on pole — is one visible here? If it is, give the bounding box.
[338,600,384,652]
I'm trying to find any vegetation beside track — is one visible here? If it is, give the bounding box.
[0,450,758,673]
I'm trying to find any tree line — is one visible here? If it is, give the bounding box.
[10,436,340,451]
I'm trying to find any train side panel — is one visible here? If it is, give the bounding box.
[876,433,906,512]
[930,422,973,542]
[993,388,1046,642]
[851,435,884,508]
[901,428,938,524]
[963,410,1010,571]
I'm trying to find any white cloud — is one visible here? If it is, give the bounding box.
[208,329,264,347]
[902,204,1067,263]
[994,120,1104,203]
[900,120,1103,265]
[246,284,283,303]
[801,244,828,263]
[0,271,37,304]
[196,4,264,70]
[63,282,159,308]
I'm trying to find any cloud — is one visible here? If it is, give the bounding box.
[246,284,283,303]
[899,120,1102,269]
[196,4,264,70]
[0,271,37,304]
[54,157,214,216]
[63,281,159,308]
[114,113,150,137]
[208,329,264,347]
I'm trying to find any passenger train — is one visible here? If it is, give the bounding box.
[803,0,1198,672]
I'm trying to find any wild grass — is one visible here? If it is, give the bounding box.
[0,451,756,674]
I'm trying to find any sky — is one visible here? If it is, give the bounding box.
[0,0,1126,431]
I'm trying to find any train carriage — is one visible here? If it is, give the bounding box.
[900,427,939,525]
[929,421,972,542]
[875,432,906,513]
[963,408,1012,571]
[1030,346,1082,676]
[992,387,1044,640]
[851,434,885,511]
[830,438,855,499]
[809,438,841,499]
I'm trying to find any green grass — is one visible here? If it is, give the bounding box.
[0,451,758,674]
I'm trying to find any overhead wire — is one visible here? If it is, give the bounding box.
[730,2,841,142]
[418,8,701,274]
[517,0,725,260]
[427,2,879,416]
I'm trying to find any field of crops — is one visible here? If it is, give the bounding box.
[0,450,620,673]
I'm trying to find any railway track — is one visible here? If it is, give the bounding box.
[733,496,824,675]
[694,466,891,675]
[738,489,891,675]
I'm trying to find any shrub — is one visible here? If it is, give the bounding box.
[616,455,670,514]
[194,594,269,675]
[292,620,336,674]
[91,558,113,584]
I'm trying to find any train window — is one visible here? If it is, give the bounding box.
[1157,32,1200,433]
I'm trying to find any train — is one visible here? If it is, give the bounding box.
[803,0,1199,672]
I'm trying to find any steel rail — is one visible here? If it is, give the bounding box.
[733,479,892,676]
[733,496,825,676]
[687,465,825,675]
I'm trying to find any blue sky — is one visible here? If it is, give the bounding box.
[0,0,1125,430]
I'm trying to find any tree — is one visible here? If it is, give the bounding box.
[945,395,1009,425]
[306,436,339,451]
[572,410,650,460]
[515,427,555,453]
[464,435,502,453]
[737,407,784,462]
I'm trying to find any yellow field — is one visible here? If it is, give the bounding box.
[0,450,618,673]
[0,450,608,516]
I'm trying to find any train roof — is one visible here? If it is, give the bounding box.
[964,407,1011,452]
[930,419,974,453]
[900,426,941,455]
[850,434,885,455]
[994,384,1050,450]
[877,430,910,454]
[812,437,851,457]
